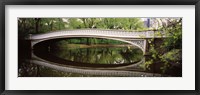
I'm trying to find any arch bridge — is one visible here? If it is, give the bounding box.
[25,29,167,55]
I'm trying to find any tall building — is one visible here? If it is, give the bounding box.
[141,18,181,30]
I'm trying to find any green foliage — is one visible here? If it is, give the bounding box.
[18,18,147,38]
[147,18,182,74]
[68,18,84,29]
[160,49,181,62]
[18,18,68,36]
[18,18,182,75]
[18,18,147,46]
[141,59,153,70]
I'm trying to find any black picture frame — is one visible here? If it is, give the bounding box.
[0,0,199,95]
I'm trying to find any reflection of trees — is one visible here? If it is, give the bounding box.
[18,61,40,77]
[120,48,143,63]
[51,46,143,64]
[19,62,97,77]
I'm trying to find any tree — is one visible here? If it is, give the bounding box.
[144,18,182,74]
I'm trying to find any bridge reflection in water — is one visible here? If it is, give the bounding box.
[26,51,162,77]
[21,39,165,77]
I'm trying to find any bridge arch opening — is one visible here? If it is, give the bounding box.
[32,36,145,54]
[32,37,144,67]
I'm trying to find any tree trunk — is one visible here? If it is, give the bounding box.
[59,19,61,30]
[51,21,54,31]
[35,18,41,33]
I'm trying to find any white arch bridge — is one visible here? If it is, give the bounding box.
[25,29,167,54]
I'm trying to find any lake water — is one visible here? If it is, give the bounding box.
[18,38,181,77]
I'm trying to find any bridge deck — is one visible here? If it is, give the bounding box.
[26,29,166,40]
